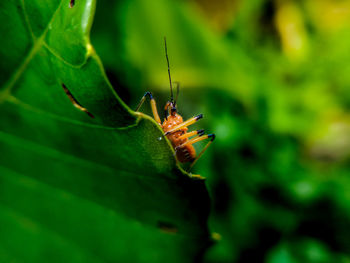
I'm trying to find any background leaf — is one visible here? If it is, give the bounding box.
[91,0,350,262]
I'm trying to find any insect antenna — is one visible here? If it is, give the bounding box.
[174,82,180,106]
[164,37,174,103]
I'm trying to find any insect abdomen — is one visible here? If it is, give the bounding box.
[176,144,196,163]
[162,114,196,163]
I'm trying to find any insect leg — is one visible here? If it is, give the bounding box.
[164,114,203,135]
[175,133,214,150]
[175,133,215,171]
[188,134,215,171]
[164,101,171,120]
[135,92,161,124]
[178,129,205,140]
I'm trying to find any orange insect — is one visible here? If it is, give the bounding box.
[136,38,215,171]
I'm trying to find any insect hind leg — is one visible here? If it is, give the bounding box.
[188,134,215,172]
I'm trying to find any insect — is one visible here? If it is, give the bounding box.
[135,38,215,171]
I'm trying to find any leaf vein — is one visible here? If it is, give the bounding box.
[0,129,170,182]
[43,42,90,68]
[7,95,140,130]
[19,0,35,40]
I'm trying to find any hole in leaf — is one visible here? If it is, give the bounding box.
[157,221,178,234]
[62,83,94,118]
[69,0,75,8]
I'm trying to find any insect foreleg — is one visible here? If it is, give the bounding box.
[135,91,161,124]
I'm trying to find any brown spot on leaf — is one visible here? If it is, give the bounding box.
[157,221,178,234]
[62,83,94,118]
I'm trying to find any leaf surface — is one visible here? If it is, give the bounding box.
[0,0,211,262]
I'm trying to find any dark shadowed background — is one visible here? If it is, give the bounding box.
[92,0,350,262]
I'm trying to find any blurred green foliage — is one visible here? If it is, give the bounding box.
[91,0,350,262]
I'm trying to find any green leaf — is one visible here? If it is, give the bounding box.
[0,0,211,262]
